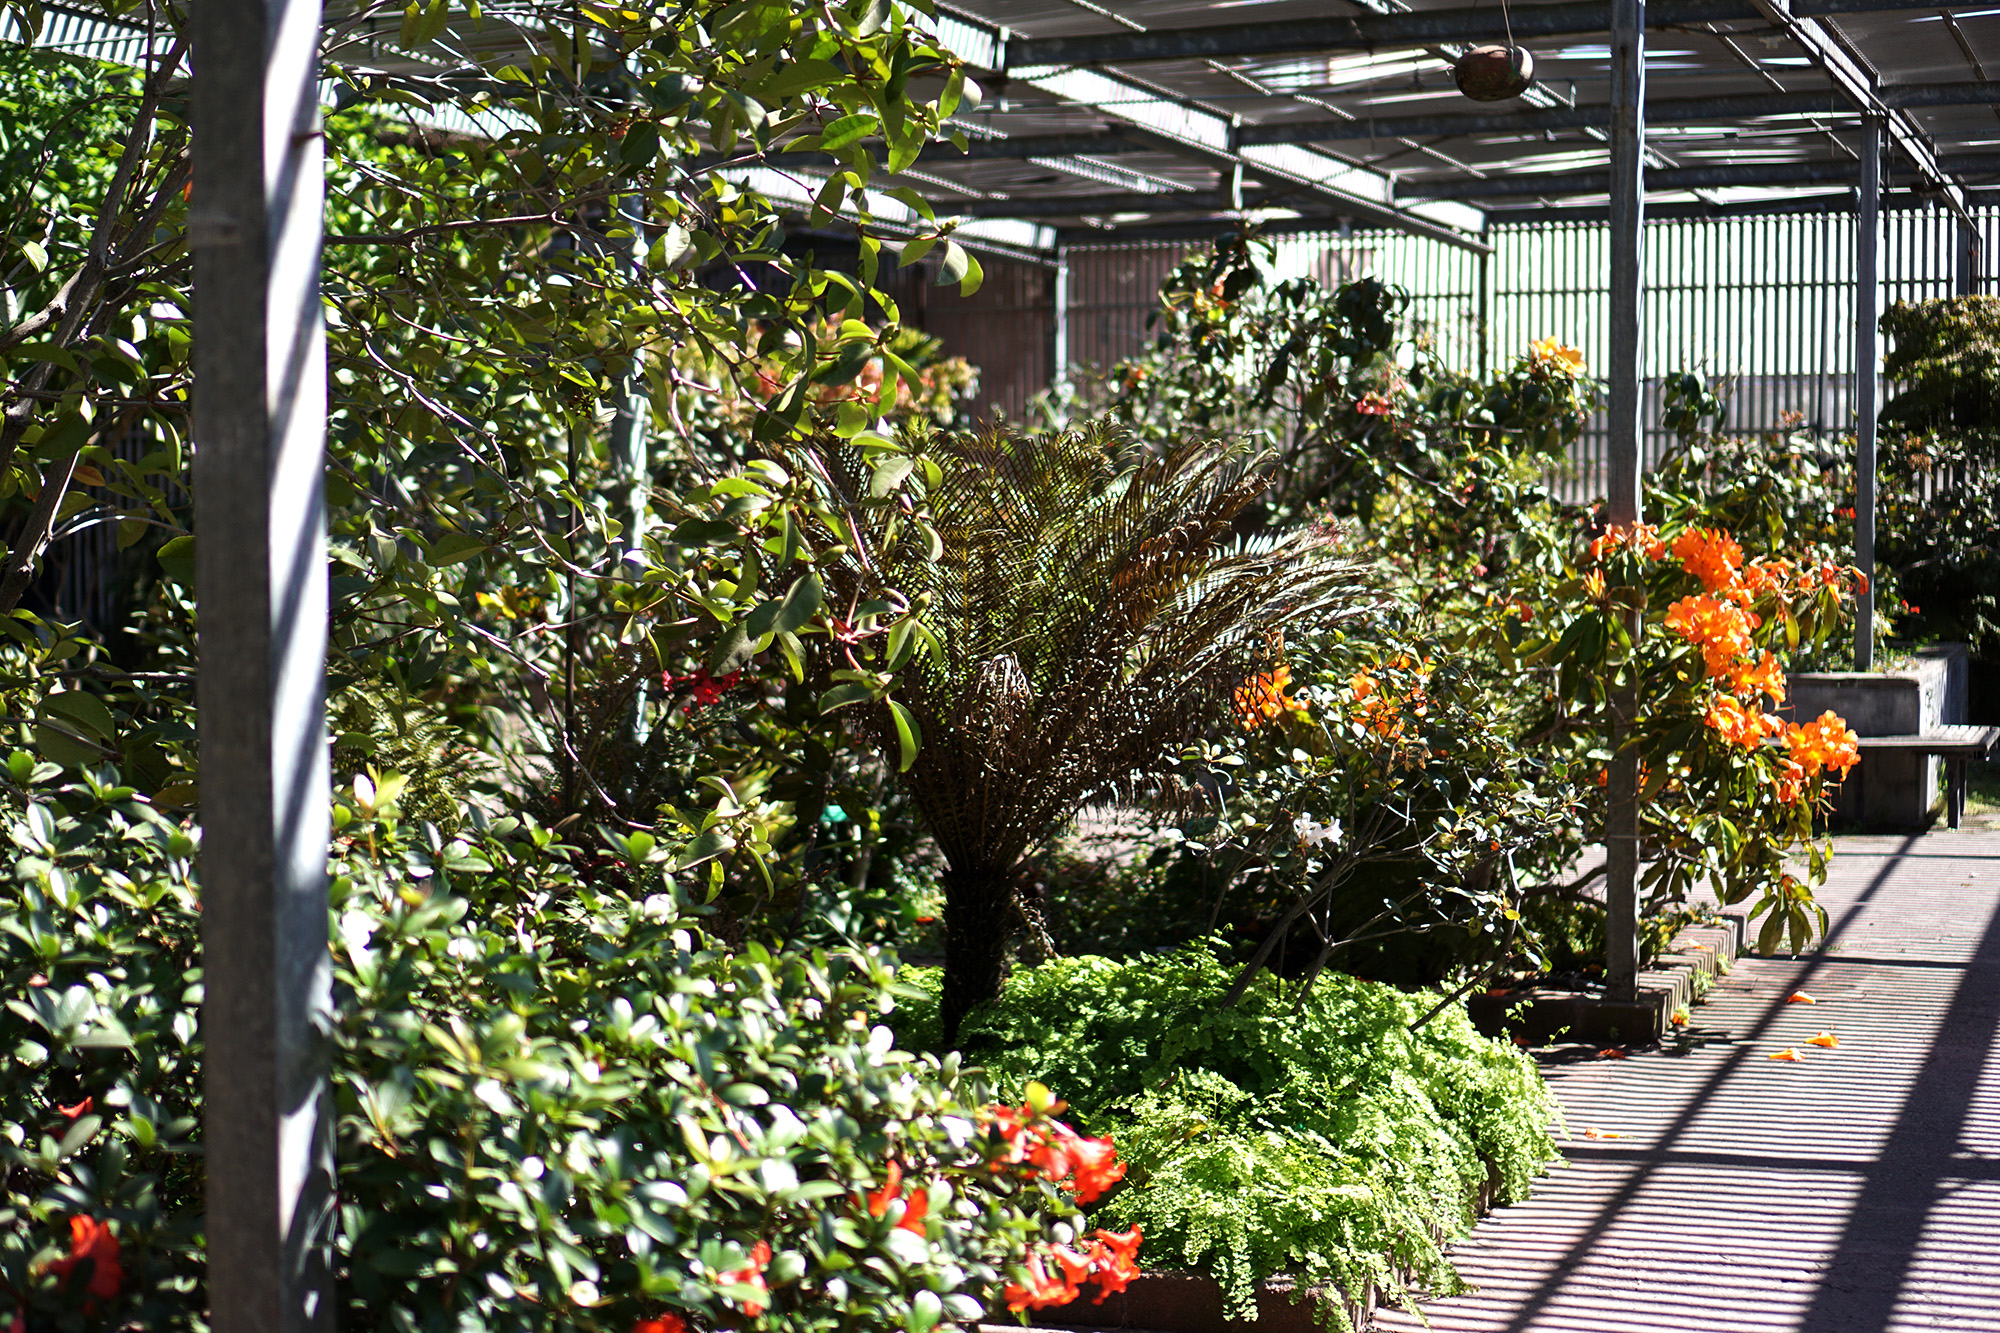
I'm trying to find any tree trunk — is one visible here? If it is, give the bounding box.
[940,863,1016,1049]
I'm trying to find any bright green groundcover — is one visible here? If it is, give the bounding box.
[895,945,1563,1329]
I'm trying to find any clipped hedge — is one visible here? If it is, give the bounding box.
[896,945,1561,1328]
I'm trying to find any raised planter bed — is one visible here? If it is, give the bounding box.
[1466,912,1746,1045]
[995,1271,1367,1333]
[1785,644,1967,830]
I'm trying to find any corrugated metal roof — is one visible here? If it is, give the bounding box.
[11,0,1997,250]
[912,0,2000,244]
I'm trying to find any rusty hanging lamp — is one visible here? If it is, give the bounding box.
[1453,0,1535,101]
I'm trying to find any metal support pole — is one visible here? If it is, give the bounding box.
[1855,117,1881,671]
[1604,0,1645,1004]
[609,194,653,744]
[1050,246,1070,395]
[190,0,333,1323]
[1958,216,1981,296]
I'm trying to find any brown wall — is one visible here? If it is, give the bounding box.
[917,254,1053,427]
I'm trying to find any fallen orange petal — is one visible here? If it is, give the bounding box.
[1597,1048,1627,1059]
[1581,1127,1623,1140]
[1807,1031,1839,1048]
[1788,992,1815,1004]
[1511,1036,1533,1047]
[1770,1047,1804,1061]
[1670,1011,1688,1027]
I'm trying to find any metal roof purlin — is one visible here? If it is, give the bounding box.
[1240,83,2000,145]
[1748,0,1969,219]
[931,4,1492,251]
[1002,0,1955,66]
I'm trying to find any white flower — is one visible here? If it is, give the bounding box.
[446,936,480,961]
[640,893,677,922]
[1293,814,1343,849]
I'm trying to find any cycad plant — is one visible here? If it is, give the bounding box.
[792,423,1377,1045]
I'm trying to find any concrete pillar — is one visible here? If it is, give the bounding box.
[1604,0,1646,1003]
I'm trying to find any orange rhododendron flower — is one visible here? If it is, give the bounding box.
[1531,336,1587,373]
[1727,652,1787,706]
[1663,594,1759,674]
[1807,1031,1840,1048]
[1235,664,1307,729]
[1004,1252,1080,1312]
[1671,527,1746,592]
[1586,521,1666,563]
[1769,1048,1803,1062]
[1788,992,1816,1004]
[44,1216,122,1309]
[1087,1227,1144,1302]
[898,1188,930,1235]
[1785,711,1860,778]
[865,1159,903,1217]
[983,1100,1127,1203]
[1704,696,1770,750]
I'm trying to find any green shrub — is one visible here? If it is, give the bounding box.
[894,945,1560,1328]
[1,761,1104,1332]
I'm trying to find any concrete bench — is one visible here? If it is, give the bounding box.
[1853,725,2000,828]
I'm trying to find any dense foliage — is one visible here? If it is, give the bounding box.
[1878,296,2000,660]
[1042,235,1865,991]
[2,761,1136,1331]
[896,946,1560,1330]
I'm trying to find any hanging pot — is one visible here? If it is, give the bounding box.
[1453,44,1535,101]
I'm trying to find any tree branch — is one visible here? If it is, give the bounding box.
[325,213,565,246]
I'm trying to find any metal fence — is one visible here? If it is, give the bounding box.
[1049,200,1995,499]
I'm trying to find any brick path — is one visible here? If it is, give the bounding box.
[1374,832,2000,1333]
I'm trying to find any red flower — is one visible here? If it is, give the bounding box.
[1087,1226,1144,1301]
[1003,1251,1082,1312]
[1355,390,1395,417]
[982,1100,1127,1203]
[633,1317,688,1333]
[897,1188,930,1235]
[664,668,743,713]
[44,1216,122,1309]
[56,1098,92,1119]
[864,1160,930,1234]
[865,1159,903,1217]
[1059,1127,1127,1204]
[718,1240,771,1317]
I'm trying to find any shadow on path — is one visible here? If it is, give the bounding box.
[1495,836,1928,1333]
[1792,867,2000,1333]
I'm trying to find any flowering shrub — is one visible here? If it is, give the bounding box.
[1518,514,1865,952]
[0,758,1133,1332]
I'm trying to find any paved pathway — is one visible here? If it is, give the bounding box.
[1376,832,2000,1333]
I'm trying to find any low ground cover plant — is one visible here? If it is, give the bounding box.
[895,945,1560,1329]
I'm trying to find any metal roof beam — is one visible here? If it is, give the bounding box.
[933,6,1491,251]
[1002,0,1949,67]
[949,188,1238,218]
[1242,82,2000,145]
[1400,151,2000,198]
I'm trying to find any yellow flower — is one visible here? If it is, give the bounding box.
[1530,336,1587,373]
